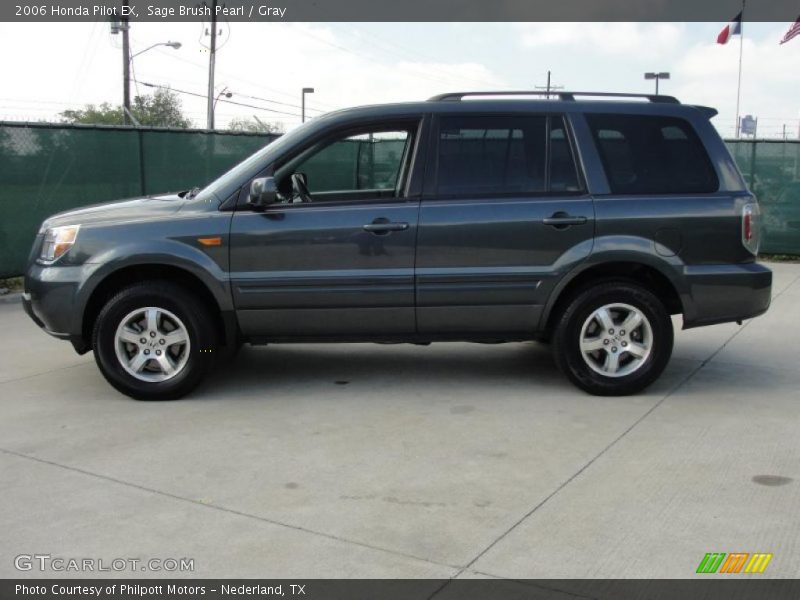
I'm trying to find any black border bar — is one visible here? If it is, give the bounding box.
[5,579,800,600]
[4,0,800,22]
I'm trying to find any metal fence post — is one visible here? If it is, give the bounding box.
[137,128,147,196]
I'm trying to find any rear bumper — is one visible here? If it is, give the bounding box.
[682,262,772,329]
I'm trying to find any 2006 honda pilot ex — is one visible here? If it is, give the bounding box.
[23,91,772,399]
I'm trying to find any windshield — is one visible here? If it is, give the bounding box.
[199,119,321,202]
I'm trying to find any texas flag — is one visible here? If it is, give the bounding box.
[717,11,743,44]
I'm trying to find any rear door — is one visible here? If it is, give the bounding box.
[582,112,741,262]
[229,119,424,338]
[416,113,594,334]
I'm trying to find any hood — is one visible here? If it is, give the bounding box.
[42,193,186,229]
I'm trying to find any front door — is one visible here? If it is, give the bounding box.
[230,123,422,338]
[416,113,595,334]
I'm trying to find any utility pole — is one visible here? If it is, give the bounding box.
[535,71,563,99]
[121,0,131,124]
[301,87,314,123]
[206,0,218,130]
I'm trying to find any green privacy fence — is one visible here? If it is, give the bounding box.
[0,122,277,277]
[726,140,800,256]
[1,121,799,277]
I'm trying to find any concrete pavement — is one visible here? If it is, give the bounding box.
[1,263,798,579]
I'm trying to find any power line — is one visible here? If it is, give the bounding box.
[229,90,325,113]
[136,81,303,118]
[289,26,464,89]
[132,47,330,114]
[70,21,104,105]
[133,66,327,114]
[300,24,507,92]
[0,89,319,124]
[151,46,337,112]
[333,24,499,89]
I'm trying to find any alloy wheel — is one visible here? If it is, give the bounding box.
[579,303,653,378]
[114,307,191,382]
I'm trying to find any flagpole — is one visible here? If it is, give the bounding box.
[735,0,745,138]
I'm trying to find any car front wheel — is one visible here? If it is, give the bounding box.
[552,281,674,396]
[92,282,216,400]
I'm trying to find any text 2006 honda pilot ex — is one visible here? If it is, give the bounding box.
[23,91,772,400]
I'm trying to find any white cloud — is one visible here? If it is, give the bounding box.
[511,22,799,138]
[211,24,506,123]
[516,22,685,59]
[675,27,800,136]
[0,22,796,138]
[0,22,507,129]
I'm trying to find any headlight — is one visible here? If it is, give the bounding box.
[39,225,80,263]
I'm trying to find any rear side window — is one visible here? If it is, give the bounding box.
[586,114,719,195]
[436,116,547,196]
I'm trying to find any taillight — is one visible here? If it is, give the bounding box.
[742,203,760,255]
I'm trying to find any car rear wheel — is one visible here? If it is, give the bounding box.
[552,281,673,396]
[92,281,216,400]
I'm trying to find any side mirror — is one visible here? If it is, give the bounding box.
[249,177,278,207]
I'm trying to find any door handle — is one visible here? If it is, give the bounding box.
[363,221,409,234]
[542,213,588,228]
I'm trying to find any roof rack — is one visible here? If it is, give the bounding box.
[428,91,680,104]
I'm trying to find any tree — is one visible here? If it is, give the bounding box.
[58,102,125,126]
[59,89,192,128]
[227,116,284,134]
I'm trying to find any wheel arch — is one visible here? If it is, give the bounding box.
[542,259,685,336]
[80,263,236,353]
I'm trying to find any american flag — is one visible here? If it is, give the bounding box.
[780,17,800,45]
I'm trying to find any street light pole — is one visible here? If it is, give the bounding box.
[123,41,181,125]
[130,41,182,61]
[214,87,233,111]
[301,87,315,123]
[113,5,180,125]
[644,72,670,95]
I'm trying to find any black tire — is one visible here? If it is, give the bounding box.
[552,281,673,396]
[92,281,217,400]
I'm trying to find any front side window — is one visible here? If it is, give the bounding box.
[293,129,411,197]
[586,114,719,195]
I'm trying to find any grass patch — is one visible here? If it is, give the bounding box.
[760,253,800,263]
[0,277,23,293]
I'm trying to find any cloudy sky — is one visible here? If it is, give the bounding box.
[0,21,797,137]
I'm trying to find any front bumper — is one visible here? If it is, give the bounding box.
[22,292,48,331]
[682,262,772,328]
[24,263,89,351]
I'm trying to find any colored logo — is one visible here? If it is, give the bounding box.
[696,553,772,574]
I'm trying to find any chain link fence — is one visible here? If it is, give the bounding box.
[1,122,799,277]
[726,140,800,256]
